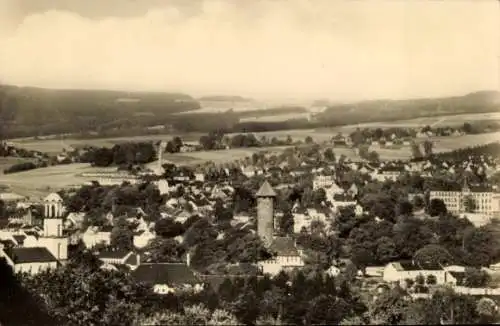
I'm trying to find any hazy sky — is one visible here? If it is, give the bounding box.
[0,0,499,101]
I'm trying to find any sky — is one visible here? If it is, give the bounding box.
[0,0,499,101]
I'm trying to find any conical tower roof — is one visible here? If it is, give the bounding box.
[256,181,277,197]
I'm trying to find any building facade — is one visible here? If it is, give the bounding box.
[430,182,500,216]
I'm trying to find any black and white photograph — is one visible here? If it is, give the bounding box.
[0,0,499,325]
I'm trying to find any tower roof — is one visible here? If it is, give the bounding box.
[256,181,276,197]
[44,192,63,203]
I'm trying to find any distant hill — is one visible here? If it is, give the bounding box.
[317,90,500,126]
[198,95,254,102]
[0,85,200,138]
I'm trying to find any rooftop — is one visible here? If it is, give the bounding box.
[256,181,277,197]
[7,247,57,264]
[392,260,443,271]
[97,249,132,259]
[269,237,300,257]
[44,193,63,203]
[132,263,199,286]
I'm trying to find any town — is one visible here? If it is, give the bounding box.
[1,1,499,325]
[0,130,500,325]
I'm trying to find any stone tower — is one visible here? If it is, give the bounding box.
[256,181,277,246]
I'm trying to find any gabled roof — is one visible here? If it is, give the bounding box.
[0,239,15,247]
[392,260,443,271]
[100,225,114,233]
[269,237,299,257]
[12,234,26,245]
[132,263,199,285]
[7,247,57,264]
[256,181,276,197]
[125,253,140,265]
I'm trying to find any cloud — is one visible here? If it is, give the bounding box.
[0,0,498,100]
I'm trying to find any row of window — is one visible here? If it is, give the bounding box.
[431,191,493,197]
[263,256,301,264]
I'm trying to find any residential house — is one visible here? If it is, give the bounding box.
[133,229,156,249]
[96,249,141,270]
[324,183,345,203]
[326,265,341,277]
[64,212,85,230]
[132,263,203,294]
[383,261,458,286]
[313,174,335,190]
[331,194,357,212]
[373,165,406,182]
[82,225,113,248]
[155,179,171,196]
[258,237,304,275]
[0,247,58,275]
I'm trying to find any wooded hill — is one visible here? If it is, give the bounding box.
[0,85,200,138]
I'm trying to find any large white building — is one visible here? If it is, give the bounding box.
[383,261,458,286]
[258,237,305,275]
[430,181,500,216]
[313,175,335,190]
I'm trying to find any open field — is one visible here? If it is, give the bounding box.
[239,112,310,123]
[0,164,106,198]
[334,112,500,131]
[432,132,500,151]
[10,133,203,154]
[9,111,500,155]
[151,146,292,167]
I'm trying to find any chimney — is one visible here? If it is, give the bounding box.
[186,252,191,267]
[136,253,140,266]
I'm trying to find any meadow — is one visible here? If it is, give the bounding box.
[0,163,102,198]
[334,112,500,131]
[239,112,310,123]
[10,133,203,154]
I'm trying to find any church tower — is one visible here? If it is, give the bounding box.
[256,181,277,246]
[41,193,68,261]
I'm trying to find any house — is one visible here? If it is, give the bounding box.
[313,174,335,190]
[155,179,171,196]
[383,261,457,286]
[326,265,341,277]
[82,226,112,248]
[96,249,141,270]
[0,247,58,275]
[64,212,86,229]
[331,194,357,212]
[133,229,156,249]
[324,182,345,201]
[132,263,203,294]
[373,165,405,182]
[259,237,304,275]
